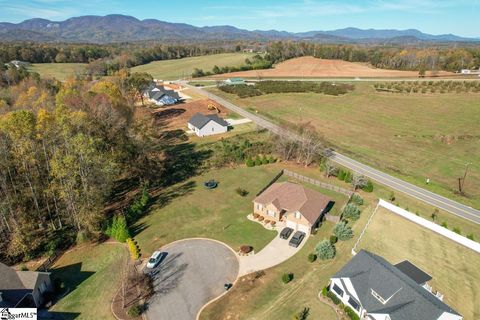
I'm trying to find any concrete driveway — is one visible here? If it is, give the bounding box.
[145,239,239,320]
[238,231,306,276]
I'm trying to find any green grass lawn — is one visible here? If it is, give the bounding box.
[207,84,480,210]
[200,177,376,320]
[50,243,127,320]
[131,53,255,80]
[28,63,87,81]
[134,165,282,256]
[357,207,480,320]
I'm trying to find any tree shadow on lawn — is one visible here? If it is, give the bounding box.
[146,252,188,304]
[50,262,94,300]
[161,142,212,186]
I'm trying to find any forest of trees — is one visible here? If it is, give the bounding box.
[0,71,165,263]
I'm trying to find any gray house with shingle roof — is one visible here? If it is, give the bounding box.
[330,250,462,320]
[187,113,228,137]
[0,262,53,308]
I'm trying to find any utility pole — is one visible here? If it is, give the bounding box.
[458,162,472,194]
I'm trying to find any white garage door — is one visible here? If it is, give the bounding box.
[298,224,311,235]
[286,220,310,235]
[286,220,297,230]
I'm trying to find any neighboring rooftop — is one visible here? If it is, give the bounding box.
[254,182,332,224]
[333,250,461,320]
[188,112,229,129]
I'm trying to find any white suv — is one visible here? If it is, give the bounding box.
[146,251,165,268]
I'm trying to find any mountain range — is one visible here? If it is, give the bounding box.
[0,14,478,44]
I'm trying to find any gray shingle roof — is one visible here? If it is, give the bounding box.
[333,250,461,320]
[188,113,228,129]
[394,260,432,285]
[0,262,45,308]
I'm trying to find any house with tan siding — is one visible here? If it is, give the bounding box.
[253,182,332,234]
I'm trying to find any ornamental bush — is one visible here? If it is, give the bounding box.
[362,180,374,192]
[254,156,262,166]
[350,194,364,205]
[105,214,130,243]
[342,203,361,221]
[282,272,294,284]
[127,303,143,317]
[327,291,340,304]
[333,222,354,241]
[307,253,317,262]
[344,306,360,320]
[316,240,336,260]
[127,238,140,260]
[329,235,338,244]
[245,157,254,167]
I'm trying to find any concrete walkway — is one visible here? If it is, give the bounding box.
[225,118,252,126]
[239,231,306,276]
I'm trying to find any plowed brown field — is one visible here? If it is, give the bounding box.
[212,56,454,78]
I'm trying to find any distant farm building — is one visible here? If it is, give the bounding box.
[187,113,228,137]
[460,68,480,75]
[223,78,245,85]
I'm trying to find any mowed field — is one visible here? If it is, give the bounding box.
[213,56,454,78]
[209,83,480,210]
[28,63,87,81]
[131,53,254,80]
[357,207,480,320]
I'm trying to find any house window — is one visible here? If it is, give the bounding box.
[257,204,263,210]
[348,297,360,311]
[212,127,214,132]
[295,211,301,219]
[332,284,344,297]
[267,210,276,217]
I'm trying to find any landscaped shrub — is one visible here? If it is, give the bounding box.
[321,286,328,297]
[467,233,475,241]
[389,191,396,202]
[329,235,338,244]
[453,227,461,234]
[344,306,360,320]
[127,303,143,317]
[127,238,140,260]
[245,157,254,167]
[105,214,130,243]
[350,194,363,205]
[441,221,448,228]
[308,253,317,262]
[344,171,353,183]
[258,216,265,222]
[316,240,336,260]
[282,272,294,284]
[240,245,253,254]
[264,219,271,224]
[342,203,361,221]
[254,156,262,166]
[270,221,276,226]
[268,155,276,163]
[337,169,346,181]
[333,222,354,241]
[261,156,269,165]
[362,180,374,192]
[236,188,249,197]
[293,307,310,320]
[253,213,260,219]
[126,186,151,222]
[326,291,341,304]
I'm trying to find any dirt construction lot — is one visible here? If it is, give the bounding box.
[213,56,454,78]
[153,99,229,130]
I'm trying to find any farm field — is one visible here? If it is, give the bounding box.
[50,243,127,320]
[208,83,480,210]
[356,207,480,320]
[131,53,254,80]
[211,56,455,79]
[28,63,87,81]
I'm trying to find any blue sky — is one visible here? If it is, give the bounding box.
[0,0,479,37]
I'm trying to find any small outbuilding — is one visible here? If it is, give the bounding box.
[187,113,228,137]
[224,78,245,85]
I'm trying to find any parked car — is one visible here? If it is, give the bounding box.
[289,231,306,247]
[279,227,294,239]
[146,251,166,268]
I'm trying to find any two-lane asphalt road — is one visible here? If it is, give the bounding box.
[183,82,480,224]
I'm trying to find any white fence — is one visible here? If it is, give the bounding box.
[378,199,480,254]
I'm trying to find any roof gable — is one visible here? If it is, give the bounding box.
[188,113,228,129]
[253,182,331,224]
